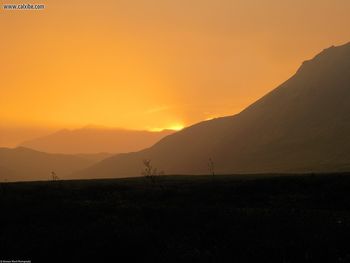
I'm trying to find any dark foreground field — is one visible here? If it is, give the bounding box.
[1,174,350,262]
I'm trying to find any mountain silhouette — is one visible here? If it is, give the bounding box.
[77,42,350,178]
[20,127,174,154]
[0,147,100,181]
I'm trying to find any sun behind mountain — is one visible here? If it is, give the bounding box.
[150,124,185,132]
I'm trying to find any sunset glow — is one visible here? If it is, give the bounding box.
[149,123,185,132]
[1,0,350,146]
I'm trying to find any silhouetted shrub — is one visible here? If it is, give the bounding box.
[141,159,164,185]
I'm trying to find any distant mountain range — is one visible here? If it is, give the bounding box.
[0,147,103,181]
[77,42,350,179]
[20,127,174,154]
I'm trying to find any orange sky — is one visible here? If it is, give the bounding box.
[1,0,350,145]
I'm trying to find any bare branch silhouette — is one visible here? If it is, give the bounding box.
[141,159,164,185]
[51,171,59,182]
[208,158,215,178]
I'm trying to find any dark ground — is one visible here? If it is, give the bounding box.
[1,174,350,262]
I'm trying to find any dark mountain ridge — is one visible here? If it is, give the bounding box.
[75,42,350,178]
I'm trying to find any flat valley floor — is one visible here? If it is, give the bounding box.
[1,174,350,262]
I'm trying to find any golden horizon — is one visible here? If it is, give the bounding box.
[1,0,350,146]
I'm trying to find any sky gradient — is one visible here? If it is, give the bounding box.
[1,0,350,146]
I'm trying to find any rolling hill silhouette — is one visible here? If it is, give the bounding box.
[0,147,99,181]
[20,126,174,154]
[78,42,350,179]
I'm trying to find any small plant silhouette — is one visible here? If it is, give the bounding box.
[51,171,59,182]
[208,158,215,178]
[142,159,164,185]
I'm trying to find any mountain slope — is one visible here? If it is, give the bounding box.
[78,42,350,179]
[0,147,99,181]
[20,127,174,154]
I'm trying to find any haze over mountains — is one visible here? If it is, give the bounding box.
[0,147,98,181]
[20,126,174,154]
[2,42,350,182]
[0,127,173,181]
[78,42,350,179]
